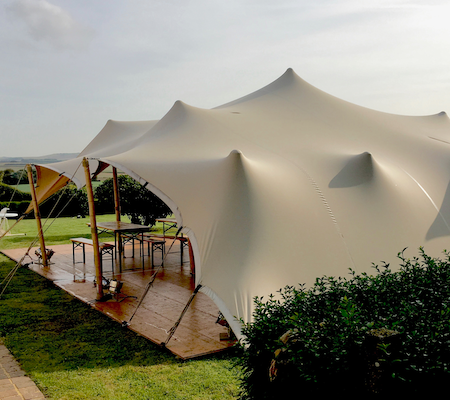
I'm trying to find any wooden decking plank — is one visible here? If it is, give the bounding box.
[1,243,235,359]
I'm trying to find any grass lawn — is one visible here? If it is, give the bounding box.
[1,214,171,250]
[0,216,241,399]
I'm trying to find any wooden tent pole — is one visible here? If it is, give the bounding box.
[82,158,104,300]
[27,164,48,267]
[112,167,121,222]
[188,240,195,276]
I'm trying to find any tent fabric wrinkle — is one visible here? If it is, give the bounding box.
[32,68,450,340]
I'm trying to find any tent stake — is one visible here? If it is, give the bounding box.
[162,284,202,348]
[83,158,104,301]
[27,164,48,267]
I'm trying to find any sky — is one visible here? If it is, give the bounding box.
[1,0,450,157]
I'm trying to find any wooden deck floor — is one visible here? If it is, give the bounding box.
[1,239,235,360]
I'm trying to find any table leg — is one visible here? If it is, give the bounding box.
[117,232,122,272]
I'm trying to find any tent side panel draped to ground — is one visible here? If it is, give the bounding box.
[30,68,450,340]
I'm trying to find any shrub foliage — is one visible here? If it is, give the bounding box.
[1,174,171,224]
[95,175,171,225]
[0,182,31,202]
[0,169,31,185]
[39,184,89,218]
[237,248,450,398]
[0,183,32,215]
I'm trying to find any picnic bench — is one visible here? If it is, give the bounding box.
[138,235,166,268]
[149,234,189,264]
[70,237,115,271]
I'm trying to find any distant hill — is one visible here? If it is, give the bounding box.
[0,153,78,166]
[33,153,78,161]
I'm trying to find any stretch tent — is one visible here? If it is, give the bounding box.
[31,69,450,339]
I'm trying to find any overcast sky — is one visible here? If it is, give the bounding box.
[1,0,450,157]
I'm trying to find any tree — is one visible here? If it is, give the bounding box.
[95,175,171,226]
[39,184,88,218]
[0,169,32,185]
[0,169,14,184]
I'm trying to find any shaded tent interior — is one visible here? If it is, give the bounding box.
[21,68,450,342]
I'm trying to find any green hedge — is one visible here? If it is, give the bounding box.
[38,184,88,218]
[0,183,31,202]
[1,176,171,222]
[0,183,32,216]
[0,201,30,215]
[0,183,87,218]
[236,248,450,398]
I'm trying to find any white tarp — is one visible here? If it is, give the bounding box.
[36,69,450,339]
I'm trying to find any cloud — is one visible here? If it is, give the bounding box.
[6,0,94,50]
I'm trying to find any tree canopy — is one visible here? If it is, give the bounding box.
[0,169,33,185]
[95,175,171,225]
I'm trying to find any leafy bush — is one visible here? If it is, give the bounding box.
[0,183,31,216]
[1,173,171,222]
[95,175,171,225]
[0,201,30,215]
[0,168,32,185]
[38,184,88,218]
[0,182,31,202]
[0,182,88,218]
[237,248,450,398]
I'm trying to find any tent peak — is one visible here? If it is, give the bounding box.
[215,68,311,109]
[227,149,248,160]
[329,152,375,188]
[161,99,221,120]
[282,67,296,77]
[172,100,207,110]
[269,67,307,88]
[169,100,201,113]
[154,100,197,126]
[420,111,450,121]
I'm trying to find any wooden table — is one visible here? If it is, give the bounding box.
[95,221,150,272]
[156,218,178,237]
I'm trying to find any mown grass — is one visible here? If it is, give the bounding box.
[0,217,241,399]
[2,214,169,249]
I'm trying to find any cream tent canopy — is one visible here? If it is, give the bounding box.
[31,69,450,339]
[25,120,159,213]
